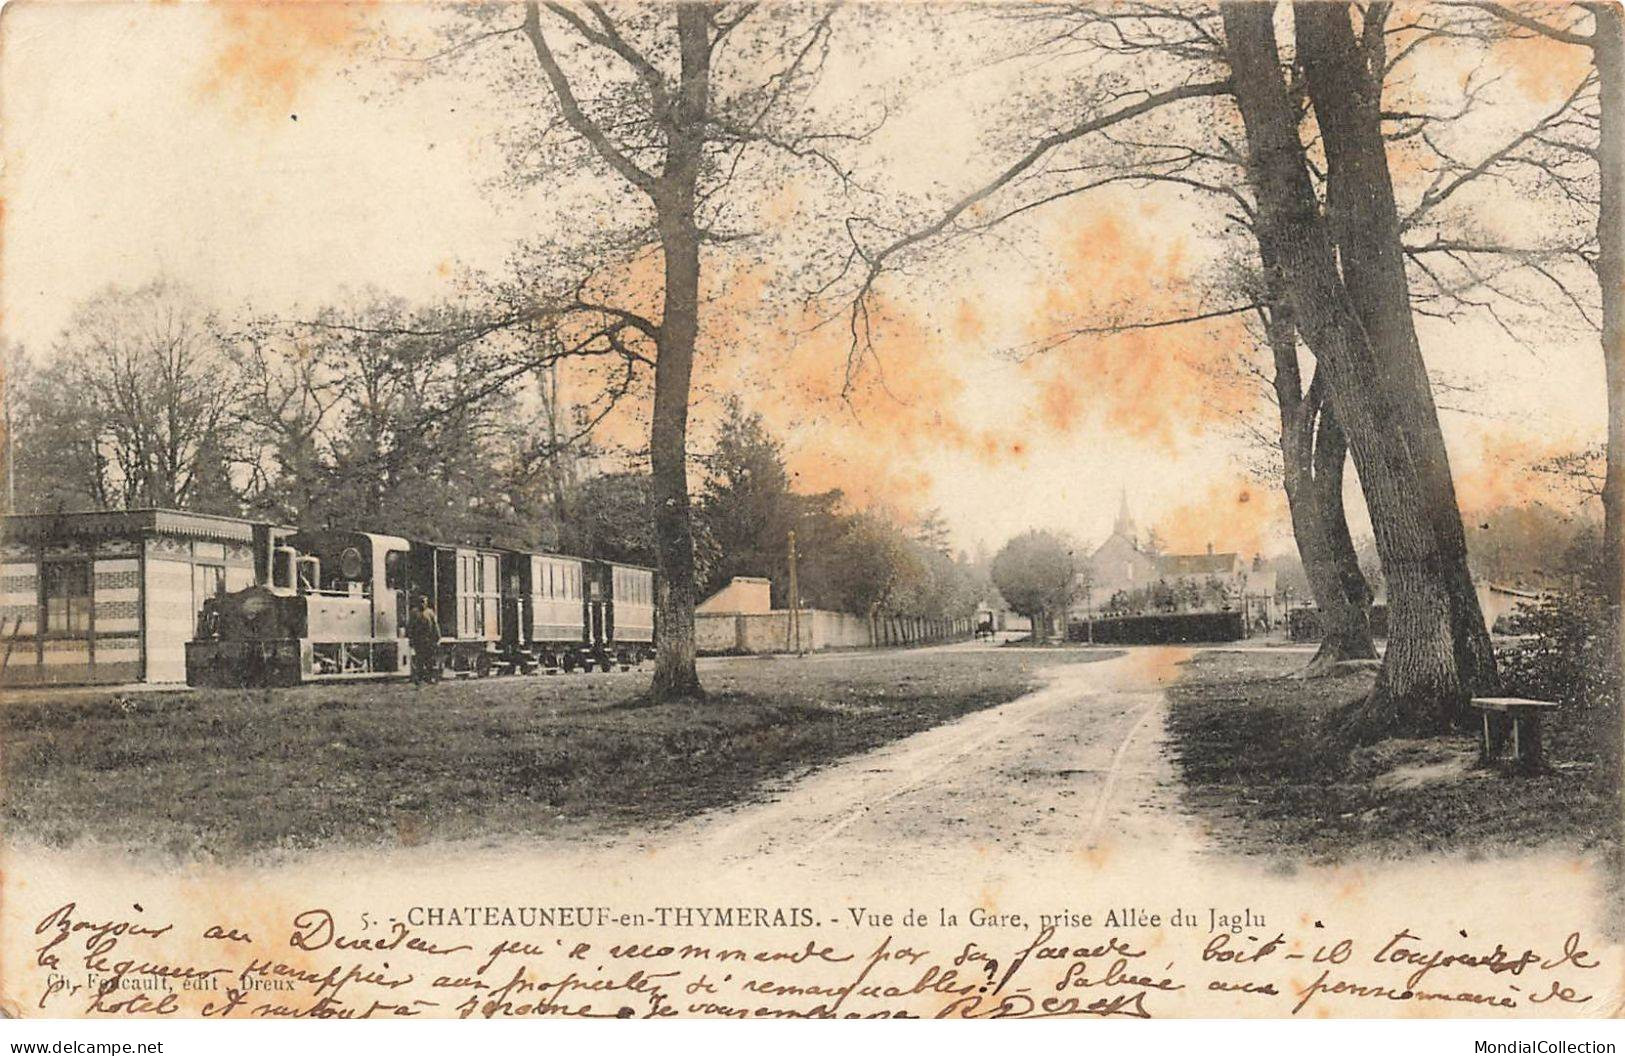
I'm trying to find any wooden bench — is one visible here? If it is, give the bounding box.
[1470,697,1559,774]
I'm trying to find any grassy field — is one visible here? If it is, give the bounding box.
[1167,650,1616,863]
[1,647,1119,862]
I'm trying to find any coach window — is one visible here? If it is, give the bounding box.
[42,560,92,636]
[460,554,480,636]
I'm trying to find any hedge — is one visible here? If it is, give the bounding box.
[1286,605,1388,642]
[1067,610,1245,645]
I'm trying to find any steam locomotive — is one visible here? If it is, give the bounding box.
[185,524,655,687]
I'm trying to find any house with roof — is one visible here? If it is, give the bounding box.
[1075,491,1160,614]
[1074,495,1278,628]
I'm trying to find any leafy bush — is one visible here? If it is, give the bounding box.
[1497,588,1620,770]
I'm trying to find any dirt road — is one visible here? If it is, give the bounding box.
[645,645,1206,884]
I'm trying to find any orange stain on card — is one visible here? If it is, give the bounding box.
[1156,476,1285,557]
[952,299,985,344]
[199,1,377,116]
[1024,213,1250,448]
[695,258,1012,515]
[1454,429,1586,514]
[1489,27,1593,105]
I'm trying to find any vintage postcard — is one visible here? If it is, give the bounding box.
[1,0,1622,1026]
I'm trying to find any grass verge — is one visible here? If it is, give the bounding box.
[2,647,1120,862]
[1166,649,1615,863]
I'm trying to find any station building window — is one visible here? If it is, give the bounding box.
[42,560,92,635]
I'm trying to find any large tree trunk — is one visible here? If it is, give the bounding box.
[1295,2,1497,720]
[649,207,704,699]
[1262,281,1376,675]
[1584,2,1625,875]
[646,6,713,701]
[1312,402,1375,633]
[1223,1,1482,738]
[1298,398,1378,674]
[1594,3,1624,616]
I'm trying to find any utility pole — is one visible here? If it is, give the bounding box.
[787,529,802,655]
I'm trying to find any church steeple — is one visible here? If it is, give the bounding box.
[1114,488,1137,544]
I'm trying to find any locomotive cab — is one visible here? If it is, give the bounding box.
[186,530,411,686]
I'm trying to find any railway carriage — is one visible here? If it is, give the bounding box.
[406,539,505,677]
[497,553,656,672]
[499,549,589,672]
[605,561,656,668]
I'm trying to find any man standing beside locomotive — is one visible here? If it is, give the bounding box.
[407,595,442,684]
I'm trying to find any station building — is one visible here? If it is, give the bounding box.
[0,509,266,686]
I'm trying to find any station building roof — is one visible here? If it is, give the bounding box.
[1,508,263,545]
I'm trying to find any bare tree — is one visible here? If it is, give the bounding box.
[404,1,860,700]
[228,291,640,548]
[837,2,1528,735]
[22,282,240,514]
[1458,4,1623,609]
[826,4,1383,676]
[1223,2,1504,735]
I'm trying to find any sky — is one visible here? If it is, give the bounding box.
[0,1,1607,558]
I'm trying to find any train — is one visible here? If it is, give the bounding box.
[185,524,656,687]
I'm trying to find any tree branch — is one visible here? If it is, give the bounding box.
[522,1,658,195]
[843,76,1234,381]
[1013,301,1262,359]
[544,2,673,122]
[1467,1,1595,46]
